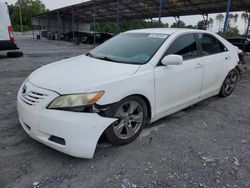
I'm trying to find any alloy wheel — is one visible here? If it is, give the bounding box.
[113,100,144,140]
[224,70,238,95]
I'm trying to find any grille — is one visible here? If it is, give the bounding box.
[21,91,48,106]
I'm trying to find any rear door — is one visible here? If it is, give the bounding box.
[154,33,204,115]
[0,2,11,41]
[197,33,231,96]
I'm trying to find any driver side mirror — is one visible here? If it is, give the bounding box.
[161,55,183,66]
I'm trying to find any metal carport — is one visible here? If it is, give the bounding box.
[32,0,250,42]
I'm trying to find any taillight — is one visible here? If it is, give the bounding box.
[8,26,15,44]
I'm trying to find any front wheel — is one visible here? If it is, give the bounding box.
[105,96,148,146]
[219,68,239,97]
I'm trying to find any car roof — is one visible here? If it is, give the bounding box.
[125,28,210,35]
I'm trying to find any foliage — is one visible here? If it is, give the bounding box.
[91,19,169,33]
[241,12,249,34]
[217,27,240,38]
[8,0,47,31]
[215,13,224,32]
[170,20,186,28]
[196,18,214,30]
[185,25,195,29]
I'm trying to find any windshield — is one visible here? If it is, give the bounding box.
[87,33,169,64]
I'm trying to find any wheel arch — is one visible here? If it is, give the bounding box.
[98,94,152,123]
[97,94,152,145]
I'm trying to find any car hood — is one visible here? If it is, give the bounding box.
[28,55,140,94]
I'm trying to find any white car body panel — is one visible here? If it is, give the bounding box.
[28,55,140,94]
[154,58,203,115]
[0,2,11,41]
[17,28,239,158]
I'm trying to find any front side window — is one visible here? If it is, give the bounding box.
[164,34,199,60]
[218,40,228,52]
[198,34,222,55]
[88,33,169,64]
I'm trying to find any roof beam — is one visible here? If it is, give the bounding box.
[186,0,206,14]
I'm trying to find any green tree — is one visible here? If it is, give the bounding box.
[241,12,249,34]
[185,25,195,29]
[216,13,224,32]
[8,0,47,31]
[196,18,213,30]
[233,13,239,27]
[207,18,214,30]
[171,20,186,28]
[227,13,234,29]
[91,19,169,33]
[217,27,240,38]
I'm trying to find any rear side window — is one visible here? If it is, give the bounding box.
[164,34,199,60]
[198,34,222,55]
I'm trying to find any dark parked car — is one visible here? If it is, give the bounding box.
[63,32,90,43]
[85,32,113,44]
[226,37,250,52]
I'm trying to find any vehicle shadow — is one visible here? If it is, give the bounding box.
[145,96,220,130]
[0,54,9,59]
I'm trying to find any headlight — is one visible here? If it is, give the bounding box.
[48,91,104,109]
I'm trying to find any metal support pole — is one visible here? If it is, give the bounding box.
[158,0,163,27]
[32,24,34,40]
[62,15,65,34]
[116,0,120,34]
[18,0,23,33]
[223,0,232,33]
[47,15,50,39]
[46,15,49,39]
[77,19,79,32]
[57,11,60,40]
[72,8,75,42]
[93,6,96,45]
[243,13,250,51]
[38,18,41,38]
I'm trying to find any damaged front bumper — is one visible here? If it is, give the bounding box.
[17,81,116,159]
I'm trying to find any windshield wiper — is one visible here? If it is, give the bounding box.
[85,52,93,57]
[96,56,117,62]
[86,54,137,64]
[86,53,115,62]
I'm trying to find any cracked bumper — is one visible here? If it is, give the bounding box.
[17,82,116,159]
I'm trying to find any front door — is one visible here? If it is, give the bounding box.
[154,33,204,115]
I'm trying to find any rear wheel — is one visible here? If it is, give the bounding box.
[105,96,147,145]
[219,68,238,97]
[7,51,23,58]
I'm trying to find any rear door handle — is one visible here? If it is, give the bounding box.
[195,63,204,69]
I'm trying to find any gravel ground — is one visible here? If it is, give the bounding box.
[0,36,250,188]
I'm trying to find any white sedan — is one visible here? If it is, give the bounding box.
[17,29,240,158]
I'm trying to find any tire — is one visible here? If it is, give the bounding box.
[219,68,239,97]
[7,51,23,58]
[105,96,148,146]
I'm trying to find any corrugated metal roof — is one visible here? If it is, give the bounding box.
[33,0,250,22]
